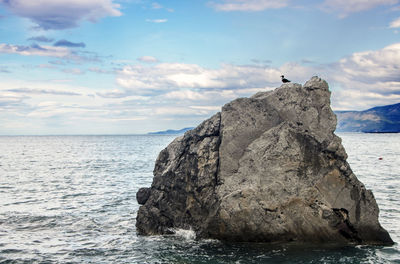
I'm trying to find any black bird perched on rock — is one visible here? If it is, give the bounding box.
[281,75,291,83]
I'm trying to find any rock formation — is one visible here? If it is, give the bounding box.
[136,76,393,245]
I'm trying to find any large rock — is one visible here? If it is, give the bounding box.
[136,76,393,245]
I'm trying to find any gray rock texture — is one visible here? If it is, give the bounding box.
[136,76,393,245]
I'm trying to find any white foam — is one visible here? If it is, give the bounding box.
[170,228,196,240]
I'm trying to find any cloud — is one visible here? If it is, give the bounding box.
[321,0,398,17]
[325,43,400,109]
[62,68,85,75]
[390,17,400,28]
[2,43,400,134]
[37,64,57,69]
[152,2,163,9]
[334,43,400,83]
[251,59,272,64]
[97,89,132,98]
[137,56,159,63]
[88,67,115,74]
[209,0,289,11]
[0,0,122,30]
[0,43,100,62]
[0,43,71,58]
[0,92,28,108]
[151,2,174,12]
[165,90,209,101]
[115,42,400,112]
[7,87,82,96]
[0,65,11,73]
[48,60,65,65]
[27,36,54,43]
[54,39,86,48]
[116,62,298,95]
[146,18,167,23]
[96,89,149,100]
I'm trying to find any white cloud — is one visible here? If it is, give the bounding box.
[150,2,174,12]
[116,63,284,95]
[137,56,159,63]
[116,43,400,111]
[152,106,213,116]
[164,89,249,103]
[210,0,289,11]
[390,17,400,28]
[326,43,400,110]
[146,19,168,23]
[335,43,400,83]
[190,105,221,111]
[2,43,400,134]
[165,90,208,100]
[321,0,398,17]
[0,0,122,30]
[152,2,163,9]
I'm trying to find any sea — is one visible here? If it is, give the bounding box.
[0,133,399,263]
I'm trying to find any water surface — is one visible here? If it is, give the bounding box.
[0,133,399,263]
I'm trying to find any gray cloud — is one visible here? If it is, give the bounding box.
[0,43,70,57]
[62,68,85,75]
[0,96,27,108]
[251,59,272,65]
[301,59,315,64]
[0,43,101,63]
[7,87,81,96]
[88,67,115,74]
[0,0,122,30]
[27,36,54,43]
[0,66,11,73]
[54,39,86,48]
[48,60,65,65]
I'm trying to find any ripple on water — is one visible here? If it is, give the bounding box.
[0,134,399,263]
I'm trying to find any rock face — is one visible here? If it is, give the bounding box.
[136,77,393,245]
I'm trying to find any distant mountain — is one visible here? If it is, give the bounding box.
[148,103,400,134]
[335,103,400,133]
[148,127,194,135]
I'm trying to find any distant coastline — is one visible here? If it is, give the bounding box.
[148,127,194,135]
[335,102,400,133]
[148,102,399,135]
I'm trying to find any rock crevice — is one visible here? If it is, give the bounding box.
[136,76,393,245]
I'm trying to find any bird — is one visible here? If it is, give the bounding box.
[281,75,291,83]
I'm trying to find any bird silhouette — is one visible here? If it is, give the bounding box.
[281,75,291,83]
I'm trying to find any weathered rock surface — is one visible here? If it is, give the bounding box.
[136,76,393,245]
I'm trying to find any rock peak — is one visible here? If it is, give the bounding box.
[136,76,393,245]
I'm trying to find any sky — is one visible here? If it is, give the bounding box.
[0,0,399,135]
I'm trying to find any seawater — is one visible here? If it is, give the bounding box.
[0,133,399,263]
